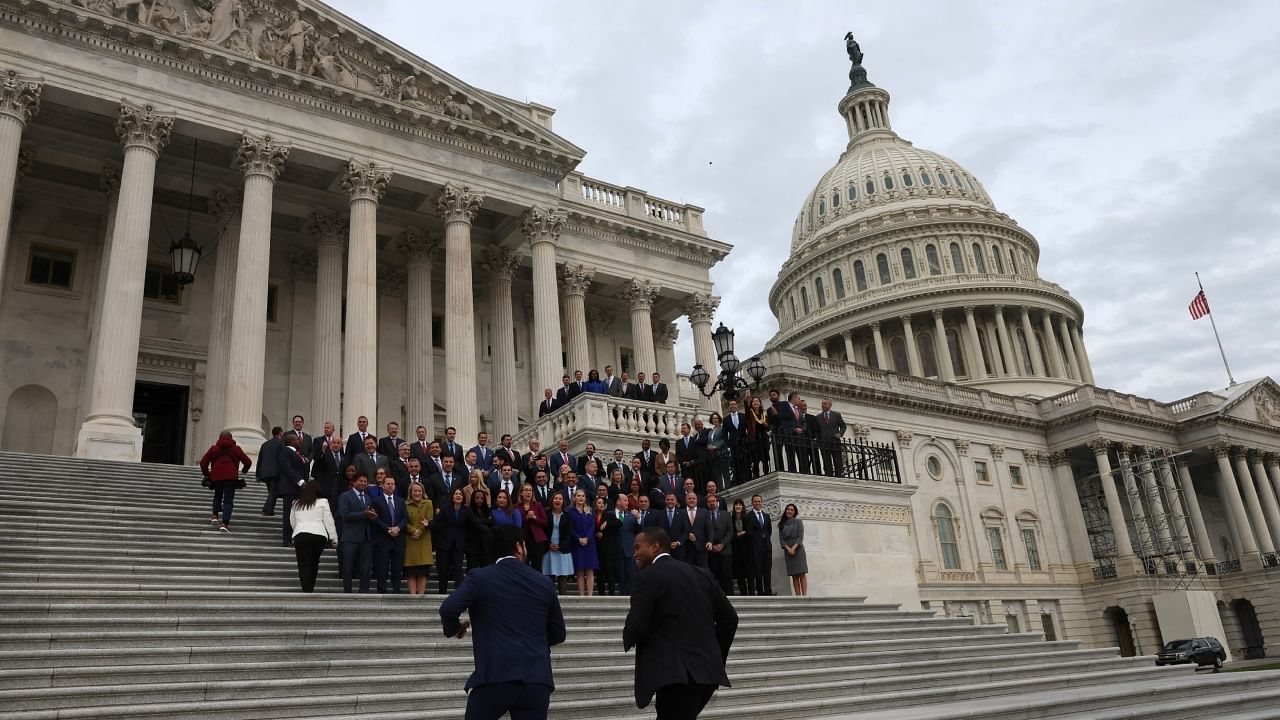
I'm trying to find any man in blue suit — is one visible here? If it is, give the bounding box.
[616,494,641,595]
[440,525,567,720]
[371,475,407,594]
[337,473,377,593]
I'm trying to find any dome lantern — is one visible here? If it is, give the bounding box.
[840,33,894,148]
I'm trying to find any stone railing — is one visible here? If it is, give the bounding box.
[561,171,706,236]
[1168,391,1222,415]
[513,392,712,451]
[1038,386,1177,422]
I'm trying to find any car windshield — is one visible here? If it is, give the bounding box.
[1162,640,1195,652]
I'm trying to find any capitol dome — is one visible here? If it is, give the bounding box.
[767,40,1095,399]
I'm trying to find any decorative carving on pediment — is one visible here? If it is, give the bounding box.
[1256,390,1280,427]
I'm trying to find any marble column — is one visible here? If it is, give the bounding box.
[342,161,392,434]
[197,190,241,449]
[1248,451,1280,552]
[984,320,1006,377]
[622,278,659,378]
[963,306,987,380]
[1069,320,1095,385]
[1057,316,1081,381]
[439,183,484,442]
[559,263,594,382]
[523,206,564,407]
[685,293,720,408]
[1040,311,1066,378]
[1116,445,1153,554]
[0,71,40,308]
[993,306,1019,376]
[932,310,954,381]
[842,331,857,364]
[308,210,347,430]
[1089,439,1135,559]
[1213,444,1258,555]
[817,341,829,359]
[1152,453,1193,558]
[900,315,923,377]
[1136,452,1173,554]
[1175,458,1216,564]
[76,103,173,460]
[221,134,289,446]
[1233,449,1277,554]
[1048,452,1095,568]
[80,167,122,430]
[397,228,438,433]
[483,249,520,435]
[870,322,888,369]
[1018,307,1046,376]
[1266,455,1280,527]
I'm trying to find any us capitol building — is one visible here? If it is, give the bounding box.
[0,0,1276,660]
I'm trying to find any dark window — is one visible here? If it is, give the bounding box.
[925,244,941,275]
[865,345,879,369]
[800,287,810,314]
[865,178,876,196]
[143,264,182,304]
[972,243,987,273]
[266,285,279,323]
[883,174,895,191]
[992,246,1005,274]
[831,189,841,209]
[876,253,891,285]
[28,246,75,289]
[847,183,857,202]
[901,248,916,279]
[817,198,826,217]
[889,337,908,373]
[853,260,868,291]
[938,171,950,187]
[950,242,965,273]
[918,331,938,377]
[619,348,634,375]
[432,315,443,349]
[901,171,914,187]
[921,171,933,186]
[814,277,826,308]
[1010,249,1019,275]
[947,329,967,376]
[832,269,846,299]
[789,295,797,320]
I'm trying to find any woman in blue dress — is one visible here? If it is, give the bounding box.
[568,489,599,596]
[490,488,523,530]
[541,492,574,595]
[582,369,606,394]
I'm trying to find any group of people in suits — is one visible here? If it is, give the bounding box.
[539,366,671,416]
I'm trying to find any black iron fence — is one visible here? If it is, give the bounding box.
[685,434,901,490]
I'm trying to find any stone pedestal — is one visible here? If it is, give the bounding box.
[724,472,920,609]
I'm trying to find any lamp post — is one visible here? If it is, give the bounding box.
[690,323,766,402]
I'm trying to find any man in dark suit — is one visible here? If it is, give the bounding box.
[623,527,738,720]
[310,435,346,510]
[655,462,683,503]
[409,425,434,466]
[427,456,464,510]
[525,453,551,489]
[814,397,847,476]
[282,415,313,461]
[345,415,373,459]
[371,475,407,594]
[555,375,574,407]
[745,494,773,596]
[520,438,543,476]
[549,440,577,480]
[602,364,620,396]
[440,525,566,720]
[489,464,520,502]
[256,426,284,516]
[420,440,446,478]
[495,434,519,471]
[775,391,808,473]
[469,432,495,472]
[634,439,656,475]
[636,372,653,402]
[658,492,689,559]
[441,426,466,465]
[616,371,639,400]
[387,442,412,497]
[650,372,669,404]
[353,436,390,485]
[624,457,651,491]
[311,421,338,464]
[528,468,554,509]
[722,399,749,483]
[679,491,712,568]
[795,398,819,475]
[706,494,734,596]
[570,370,585,397]
[337,474,377,593]
[577,443,600,476]
[538,388,559,417]
[377,421,403,458]
[675,423,698,479]
[616,494,641,595]
[276,433,309,546]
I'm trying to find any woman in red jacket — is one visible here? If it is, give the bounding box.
[199,431,253,532]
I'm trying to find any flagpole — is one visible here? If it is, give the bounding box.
[1197,272,1237,387]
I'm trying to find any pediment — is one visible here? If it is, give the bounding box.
[28,0,584,173]
[1218,378,1280,428]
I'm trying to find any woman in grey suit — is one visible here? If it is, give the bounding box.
[778,503,808,596]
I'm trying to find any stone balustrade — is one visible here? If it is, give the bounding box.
[560,171,705,236]
[1038,385,1177,421]
[513,392,711,451]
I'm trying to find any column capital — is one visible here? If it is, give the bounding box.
[931,309,945,321]
[1247,448,1265,463]
[990,443,1005,460]
[655,322,679,349]
[993,304,1005,313]
[899,314,914,327]
[288,247,317,280]
[235,133,290,180]
[99,165,121,197]
[480,247,520,281]
[306,208,347,247]
[115,102,173,153]
[852,423,872,439]
[379,264,406,297]
[521,205,565,245]
[622,278,659,311]
[683,293,720,324]
[395,228,440,264]
[1230,445,1250,461]
[1047,451,1068,467]
[870,320,882,331]
[344,160,391,203]
[1175,456,1192,469]
[1116,441,1134,457]
[0,71,41,125]
[209,188,241,226]
[955,438,970,456]
[1265,452,1280,468]
[437,182,483,223]
[963,305,976,316]
[1209,442,1232,459]
[558,263,595,297]
[1087,438,1112,455]
[1019,305,1032,317]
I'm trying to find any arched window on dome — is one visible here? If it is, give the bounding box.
[847,184,858,203]
[952,171,964,190]
[788,294,797,322]
[972,243,987,273]
[901,248,917,279]
[934,503,962,570]
[831,189,841,209]
[918,331,939,378]
[938,170,950,187]
[832,268,846,299]
[853,260,868,291]
[946,328,967,377]
[1009,248,1019,276]
[814,277,827,308]
[950,242,965,273]
[991,246,1005,274]
[1015,328,1034,374]
[865,178,876,196]
[865,344,879,369]
[901,171,914,188]
[817,197,826,217]
[800,287,810,315]
[876,253,892,285]
[920,170,933,186]
[925,244,942,275]
[883,174,895,191]
[889,336,908,374]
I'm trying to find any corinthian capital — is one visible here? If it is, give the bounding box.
[683,293,720,324]
[1087,438,1112,456]
[307,208,347,247]
[395,228,440,264]
[437,182,484,223]
[236,133,290,180]
[288,247,317,279]
[115,102,173,153]
[343,160,392,203]
[521,205,565,245]
[480,248,521,281]
[622,278,659,311]
[0,71,41,125]
[209,188,242,226]
[100,165,121,197]
[558,263,595,297]
[655,322,679,349]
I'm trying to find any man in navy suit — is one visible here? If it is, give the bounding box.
[440,525,566,720]
[745,494,774,596]
[371,475,408,594]
[469,431,495,472]
[337,474,377,593]
[345,415,374,460]
[276,433,310,546]
[617,494,642,595]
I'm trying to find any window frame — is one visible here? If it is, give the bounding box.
[934,503,962,570]
[974,460,991,485]
[26,243,77,291]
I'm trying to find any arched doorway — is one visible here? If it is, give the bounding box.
[1232,599,1266,659]
[2,384,58,455]
[1105,606,1137,657]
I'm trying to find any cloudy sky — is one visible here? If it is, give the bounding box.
[330,0,1280,403]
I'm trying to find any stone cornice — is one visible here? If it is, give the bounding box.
[562,216,728,270]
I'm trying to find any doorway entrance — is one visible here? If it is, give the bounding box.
[1105,606,1137,657]
[1233,599,1266,659]
[132,381,188,464]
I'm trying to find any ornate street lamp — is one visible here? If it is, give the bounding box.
[691,323,766,402]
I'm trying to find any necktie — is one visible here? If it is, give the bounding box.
[824,412,830,422]
[504,480,511,496]
[667,509,674,525]
[756,511,763,525]
[712,511,718,523]
[358,492,366,507]
[369,453,374,462]
[388,496,395,523]
[689,509,695,523]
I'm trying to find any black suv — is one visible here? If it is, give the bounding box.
[1155,637,1227,671]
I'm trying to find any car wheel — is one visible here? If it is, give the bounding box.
[1213,657,1223,672]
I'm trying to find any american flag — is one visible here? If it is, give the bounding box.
[1189,290,1210,320]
